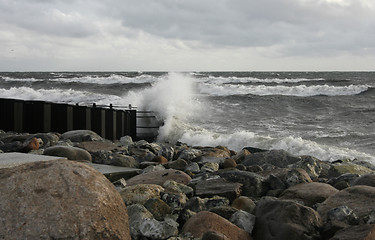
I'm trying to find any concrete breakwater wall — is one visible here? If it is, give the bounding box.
[0,98,139,140]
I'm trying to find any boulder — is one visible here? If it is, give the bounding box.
[232,149,251,163]
[166,158,188,171]
[218,170,265,198]
[126,169,192,186]
[230,210,256,235]
[120,184,164,205]
[327,173,360,189]
[290,155,323,180]
[201,162,220,172]
[326,206,359,225]
[223,158,237,169]
[317,186,375,224]
[182,211,252,240]
[330,224,375,240]
[163,180,194,197]
[280,182,339,207]
[144,198,173,221]
[253,197,322,240]
[60,130,103,142]
[44,145,92,161]
[152,155,168,164]
[30,132,60,148]
[76,141,120,153]
[209,206,238,220]
[198,146,231,158]
[23,137,40,152]
[231,196,256,213]
[91,150,138,168]
[177,148,202,161]
[139,218,179,239]
[242,149,300,168]
[193,178,242,201]
[328,162,374,178]
[0,160,130,239]
[119,135,133,148]
[261,168,312,189]
[127,204,153,239]
[202,231,230,240]
[185,162,200,173]
[353,174,375,187]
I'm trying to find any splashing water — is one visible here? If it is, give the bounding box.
[121,72,206,142]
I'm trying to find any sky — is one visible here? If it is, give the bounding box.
[0,0,374,71]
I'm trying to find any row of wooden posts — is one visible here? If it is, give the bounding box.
[0,98,136,140]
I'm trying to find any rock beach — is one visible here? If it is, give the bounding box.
[1,128,375,239]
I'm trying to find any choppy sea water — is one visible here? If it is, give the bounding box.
[0,71,374,163]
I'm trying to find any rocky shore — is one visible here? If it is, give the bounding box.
[1,129,375,240]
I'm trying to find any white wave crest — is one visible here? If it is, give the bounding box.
[172,128,375,163]
[2,74,158,85]
[198,83,369,97]
[0,87,126,106]
[201,76,325,84]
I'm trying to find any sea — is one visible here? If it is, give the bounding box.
[0,71,374,163]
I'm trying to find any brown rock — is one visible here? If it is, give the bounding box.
[202,231,230,240]
[182,211,252,240]
[232,149,251,163]
[152,155,168,164]
[126,169,192,186]
[223,158,237,169]
[0,160,130,239]
[198,146,231,158]
[23,137,40,152]
[280,182,339,207]
[330,224,375,240]
[231,196,256,213]
[144,198,172,221]
[317,186,375,224]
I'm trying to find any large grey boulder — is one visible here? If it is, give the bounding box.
[44,145,92,161]
[60,130,103,142]
[280,182,339,207]
[253,197,322,240]
[218,170,265,198]
[0,160,131,239]
[242,149,301,168]
[317,186,375,224]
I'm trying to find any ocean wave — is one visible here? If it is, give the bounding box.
[198,83,370,97]
[0,87,127,106]
[200,76,326,84]
[1,74,158,85]
[168,128,375,162]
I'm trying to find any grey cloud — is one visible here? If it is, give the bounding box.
[1,0,374,59]
[112,0,375,55]
[0,0,96,38]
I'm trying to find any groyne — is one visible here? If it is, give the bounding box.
[0,98,142,140]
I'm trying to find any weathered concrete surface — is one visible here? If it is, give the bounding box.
[0,152,66,169]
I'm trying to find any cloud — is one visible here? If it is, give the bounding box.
[0,0,374,71]
[112,0,375,55]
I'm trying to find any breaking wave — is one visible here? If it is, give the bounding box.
[198,83,370,97]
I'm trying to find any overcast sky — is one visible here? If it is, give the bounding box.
[1,0,374,71]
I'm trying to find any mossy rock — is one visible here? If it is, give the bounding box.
[328,163,374,178]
